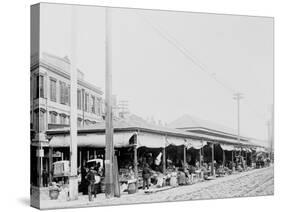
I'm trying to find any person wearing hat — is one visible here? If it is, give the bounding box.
[85,166,97,201]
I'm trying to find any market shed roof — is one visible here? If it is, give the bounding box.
[168,114,249,141]
[47,115,259,148]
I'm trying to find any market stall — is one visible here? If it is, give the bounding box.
[45,117,266,195]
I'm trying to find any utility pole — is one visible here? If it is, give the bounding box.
[69,6,78,200]
[269,104,274,161]
[233,93,243,155]
[104,7,114,198]
[267,120,271,148]
[267,117,273,160]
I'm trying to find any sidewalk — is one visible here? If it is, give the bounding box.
[40,166,273,209]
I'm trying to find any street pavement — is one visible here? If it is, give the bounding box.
[40,166,274,209]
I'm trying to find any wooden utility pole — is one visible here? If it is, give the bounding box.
[267,120,270,151]
[104,7,114,198]
[69,6,78,201]
[270,104,274,161]
[267,104,274,160]
[233,93,243,155]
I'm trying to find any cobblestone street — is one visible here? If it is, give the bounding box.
[40,166,274,209]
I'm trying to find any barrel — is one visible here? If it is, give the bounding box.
[127,182,136,194]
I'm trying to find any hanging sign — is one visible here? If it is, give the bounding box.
[36,149,44,157]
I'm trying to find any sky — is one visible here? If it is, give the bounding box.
[38,3,274,145]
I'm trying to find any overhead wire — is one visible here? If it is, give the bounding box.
[136,11,235,94]
[135,11,269,123]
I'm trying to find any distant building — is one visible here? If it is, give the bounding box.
[168,114,250,143]
[30,52,104,144]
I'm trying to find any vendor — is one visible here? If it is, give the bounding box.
[142,163,152,190]
[177,168,186,185]
[170,166,178,187]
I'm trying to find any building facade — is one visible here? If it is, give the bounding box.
[30,53,104,187]
[31,53,104,144]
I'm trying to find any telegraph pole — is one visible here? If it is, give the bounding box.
[104,7,114,198]
[266,120,271,156]
[69,6,78,200]
[233,93,243,154]
[267,108,273,161]
[269,104,274,161]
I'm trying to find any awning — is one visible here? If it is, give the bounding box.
[137,132,166,148]
[49,132,136,148]
[185,139,207,150]
[166,136,185,146]
[220,144,235,151]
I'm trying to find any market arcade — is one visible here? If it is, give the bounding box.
[31,118,265,196]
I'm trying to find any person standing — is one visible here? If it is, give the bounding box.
[86,167,96,201]
[177,168,186,185]
[80,161,88,195]
[142,163,151,190]
[170,167,178,187]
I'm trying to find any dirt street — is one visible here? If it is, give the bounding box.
[40,166,274,209]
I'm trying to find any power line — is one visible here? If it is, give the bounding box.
[136,11,235,94]
[135,11,270,124]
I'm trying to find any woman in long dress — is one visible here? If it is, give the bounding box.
[170,167,178,187]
